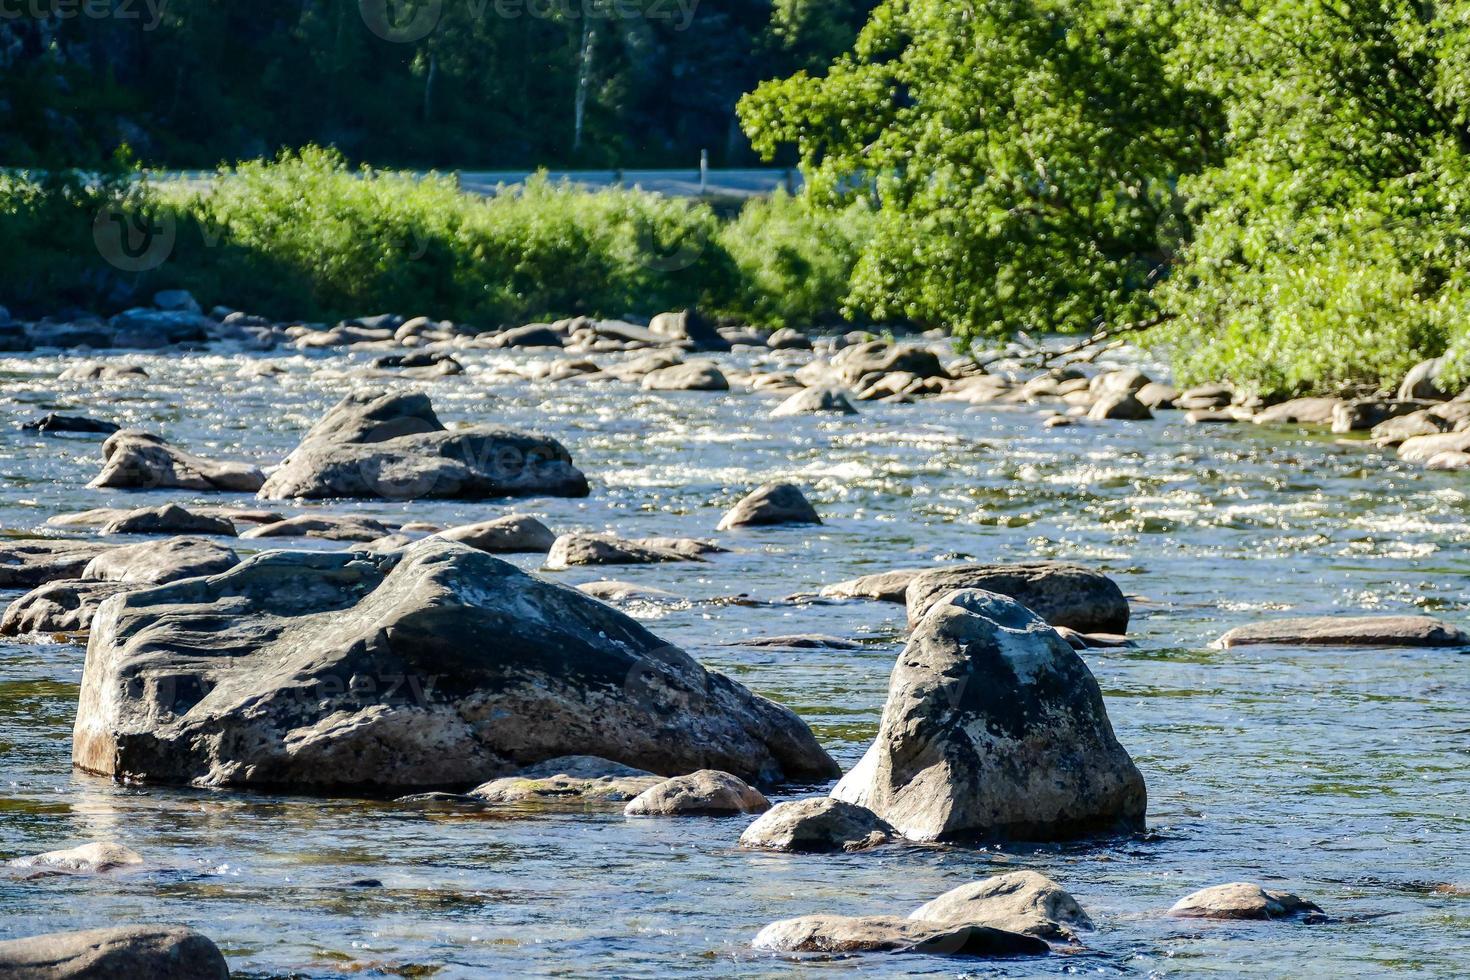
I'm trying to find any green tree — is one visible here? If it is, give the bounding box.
[739,0,1221,338]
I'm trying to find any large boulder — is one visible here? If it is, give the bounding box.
[648,309,731,351]
[1397,356,1453,401]
[89,430,265,493]
[832,341,946,386]
[753,916,1047,957]
[1252,397,1345,426]
[820,568,927,602]
[832,590,1147,842]
[469,756,663,805]
[1087,393,1153,421]
[239,514,391,542]
[0,540,114,589]
[771,387,858,418]
[1,580,136,637]
[73,539,837,790]
[1399,430,1470,465]
[258,390,589,501]
[640,361,729,392]
[717,483,821,530]
[1216,615,1468,649]
[908,871,1091,940]
[0,925,228,979]
[81,537,239,585]
[904,563,1129,633]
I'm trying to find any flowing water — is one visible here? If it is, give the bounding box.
[0,343,1467,978]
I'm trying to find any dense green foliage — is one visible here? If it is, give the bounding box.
[743,0,1470,394]
[0,0,874,169]
[0,148,858,327]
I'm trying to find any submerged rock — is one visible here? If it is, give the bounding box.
[0,540,114,589]
[1215,615,1468,648]
[239,514,392,542]
[832,590,1147,842]
[738,798,894,853]
[1170,882,1324,921]
[820,569,927,602]
[8,841,143,874]
[904,562,1129,633]
[771,386,858,417]
[624,770,770,816]
[89,430,265,493]
[577,580,682,602]
[258,390,589,501]
[21,413,119,435]
[0,925,228,979]
[436,515,557,553]
[717,483,821,530]
[73,539,837,790]
[909,871,1091,940]
[470,757,663,805]
[100,503,236,537]
[753,915,1048,957]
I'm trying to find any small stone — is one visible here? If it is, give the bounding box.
[21,413,119,435]
[753,915,1048,957]
[1170,882,1324,921]
[576,580,681,602]
[544,533,706,569]
[436,515,557,553]
[909,871,1091,940]
[624,770,770,816]
[8,841,143,874]
[472,757,664,805]
[771,386,858,417]
[820,569,926,602]
[717,483,821,530]
[738,797,893,853]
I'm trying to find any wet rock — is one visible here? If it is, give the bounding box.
[1087,393,1153,421]
[1397,357,1453,401]
[1053,627,1136,650]
[753,915,1048,957]
[820,569,926,602]
[0,925,229,979]
[624,769,770,816]
[1,580,139,636]
[908,871,1091,940]
[489,324,566,349]
[648,309,731,351]
[717,483,821,530]
[767,328,812,350]
[100,504,236,537]
[1134,382,1178,409]
[20,413,119,435]
[1399,430,1470,464]
[1216,615,1468,649]
[1175,383,1234,410]
[1042,415,1074,429]
[577,580,681,602]
[371,351,463,376]
[89,430,265,493]
[771,386,858,417]
[1428,450,1470,470]
[73,539,838,790]
[8,841,143,874]
[637,536,727,559]
[0,540,115,589]
[832,590,1147,842]
[832,341,946,386]
[1170,882,1324,921]
[1331,399,1427,433]
[1252,397,1345,426]
[82,536,239,585]
[436,515,556,553]
[1186,408,1251,424]
[545,534,708,569]
[641,361,729,392]
[470,756,663,805]
[258,390,589,501]
[904,562,1129,633]
[1370,410,1449,445]
[239,514,392,542]
[738,798,894,853]
[60,362,147,382]
[110,308,212,347]
[736,634,862,650]
[1089,368,1151,396]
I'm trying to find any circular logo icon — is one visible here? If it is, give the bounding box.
[360,0,443,43]
[92,205,176,273]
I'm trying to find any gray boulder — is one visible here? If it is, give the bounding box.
[436,515,557,553]
[1,580,136,637]
[0,540,115,588]
[82,537,239,585]
[1170,882,1323,921]
[73,539,837,790]
[820,568,926,602]
[832,341,946,386]
[1397,357,1453,401]
[489,324,566,349]
[648,309,731,351]
[0,925,228,979]
[1399,430,1470,464]
[239,514,392,542]
[1175,383,1234,410]
[89,430,264,493]
[753,915,1048,957]
[771,387,858,417]
[1331,399,1427,433]
[21,413,119,435]
[258,390,589,501]
[717,483,821,530]
[624,769,770,816]
[1087,393,1152,421]
[470,756,663,805]
[909,871,1091,941]
[832,590,1147,841]
[8,841,143,874]
[1253,397,1345,425]
[1371,410,1451,445]
[544,533,707,569]
[766,328,812,350]
[1216,615,1468,649]
[640,361,729,392]
[738,797,893,853]
[904,562,1129,633]
[100,504,236,537]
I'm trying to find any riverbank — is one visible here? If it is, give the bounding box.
[1,309,1467,975]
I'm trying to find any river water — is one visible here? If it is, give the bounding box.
[0,342,1467,977]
